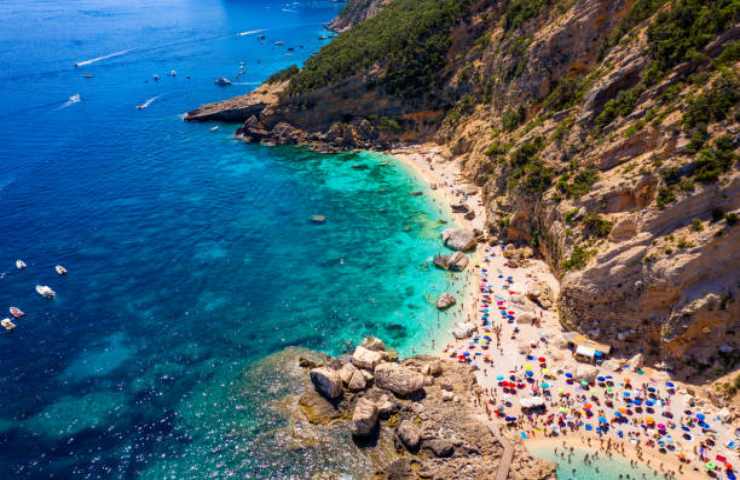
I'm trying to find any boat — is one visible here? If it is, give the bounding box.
[35,285,56,299]
[1,318,15,331]
[169,69,177,77]
[274,40,285,46]
[210,126,219,132]
[68,93,81,103]
[9,307,24,319]
[55,265,68,275]
[214,77,232,87]
[82,73,95,79]
[319,35,328,40]
[15,259,27,270]
[153,74,160,81]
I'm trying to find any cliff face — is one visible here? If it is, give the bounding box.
[189,0,740,379]
[328,0,391,32]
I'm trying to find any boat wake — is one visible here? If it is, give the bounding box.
[136,95,161,110]
[74,49,132,68]
[57,93,81,110]
[237,29,266,37]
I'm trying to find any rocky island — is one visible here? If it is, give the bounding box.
[189,0,739,478]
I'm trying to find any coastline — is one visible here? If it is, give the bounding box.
[525,435,705,480]
[386,143,738,480]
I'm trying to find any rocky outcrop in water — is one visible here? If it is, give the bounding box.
[270,339,556,479]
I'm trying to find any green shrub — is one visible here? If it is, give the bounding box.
[715,40,740,66]
[505,0,550,31]
[727,212,738,226]
[507,137,552,195]
[656,187,676,209]
[647,0,740,73]
[683,72,740,134]
[595,85,644,129]
[288,0,471,99]
[693,135,737,183]
[558,167,599,199]
[502,106,526,131]
[583,213,613,239]
[691,218,704,231]
[267,64,299,84]
[563,245,593,271]
[564,209,580,224]
[485,142,510,159]
[542,76,582,112]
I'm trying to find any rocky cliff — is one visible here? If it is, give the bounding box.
[188,0,740,380]
[328,0,391,32]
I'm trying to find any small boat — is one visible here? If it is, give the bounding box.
[258,34,266,41]
[15,259,27,270]
[1,318,16,331]
[319,35,328,40]
[55,265,68,275]
[9,307,24,319]
[274,40,285,47]
[153,74,160,81]
[82,73,95,79]
[35,285,56,299]
[210,126,219,132]
[68,93,81,103]
[214,77,232,87]
[169,69,177,77]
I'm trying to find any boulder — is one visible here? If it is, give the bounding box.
[339,362,359,384]
[436,293,457,310]
[422,361,443,377]
[374,362,425,397]
[376,394,397,416]
[442,229,477,251]
[360,336,386,352]
[452,321,476,340]
[433,252,469,271]
[347,370,368,391]
[516,311,536,325]
[352,345,384,370]
[396,420,421,451]
[424,438,455,458]
[309,367,343,400]
[527,281,554,310]
[350,397,379,436]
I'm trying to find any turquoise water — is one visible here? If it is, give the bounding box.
[529,446,667,480]
[0,1,462,477]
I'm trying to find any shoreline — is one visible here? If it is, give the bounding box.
[525,435,705,480]
[384,143,738,480]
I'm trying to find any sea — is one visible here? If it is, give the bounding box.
[0,0,461,478]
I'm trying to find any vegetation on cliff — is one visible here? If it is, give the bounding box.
[288,0,471,100]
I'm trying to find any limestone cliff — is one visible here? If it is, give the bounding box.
[328,0,391,32]
[188,0,740,380]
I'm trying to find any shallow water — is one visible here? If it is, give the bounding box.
[529,445,666,480]
[0,1,462,477]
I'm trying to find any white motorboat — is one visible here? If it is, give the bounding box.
[1,318,16,331]
[35,285,56,299]
[15,259,27,270]
[55,265,68,275]
[169,69,177,77]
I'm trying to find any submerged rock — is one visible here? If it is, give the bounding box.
[360,336,386,352]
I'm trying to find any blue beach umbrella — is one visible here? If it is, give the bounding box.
[599,416,608,424]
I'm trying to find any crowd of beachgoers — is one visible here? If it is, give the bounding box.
[392,145,738,480]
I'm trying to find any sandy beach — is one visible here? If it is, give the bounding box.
[389,143,739,480]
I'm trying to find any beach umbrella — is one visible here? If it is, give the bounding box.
[564,372,573,379]
[541,382,551,389]
[584,403,593,410]
[706,461,717,471]
[496,374,505,382]
[585,424,593,431]
[598,416,608,424]
[666,381,675,388]
[525,370,534,377]
[538,356,546,363]
[646,399,655,407]
[623,391,631,398]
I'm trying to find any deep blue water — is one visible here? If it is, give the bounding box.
[0,1,460,478]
